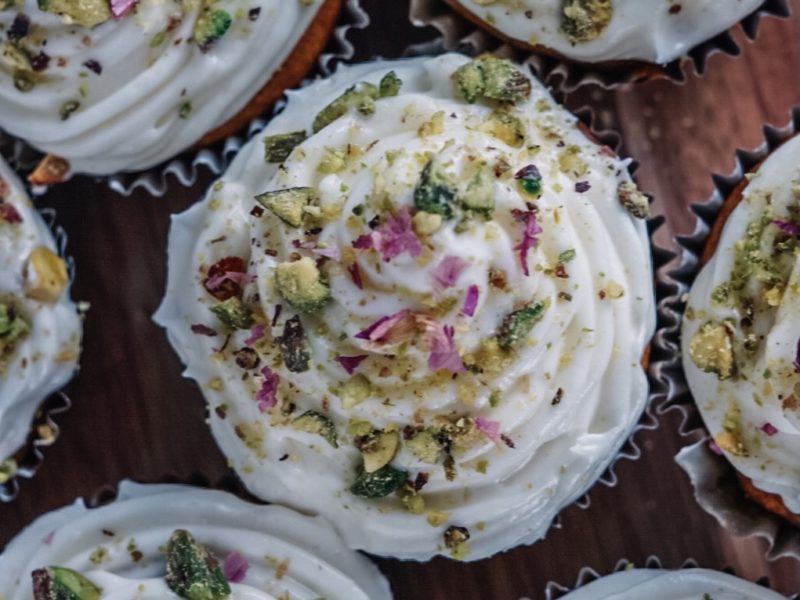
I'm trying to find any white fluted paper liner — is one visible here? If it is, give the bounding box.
[0,204,77,503]
[658,107,800,560]
[535,556,797,600]
[408,0,790,91]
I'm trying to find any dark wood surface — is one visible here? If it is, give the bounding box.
[2,1,800,597]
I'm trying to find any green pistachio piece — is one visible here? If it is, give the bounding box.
[360,429,400,473]
[617,181,650,219]
[293,410,338,448]
[2,42,32,72]
[0,300,30,370]
[689,322,735,380]
[263,131,307,163]
[194,2,232,49]
[350,464,408,498]
[274,257,330,313]
[497,299,550,350]
[279,315,310,373]
[459,163,495,214]
[339,373,372,409]
[32,567,102,600]
[210,297,254,330]
[37,0,110,28]
[405,429,443,464]
[378,71,403,98]
[165,530,231,600]
[255,187,318,228]
[414,158,457,219]
[482,110,526,148]
[312,82,380,133]
[561,0,613,43]
[454,55,532,104]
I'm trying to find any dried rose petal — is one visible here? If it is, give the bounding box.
[335,355,368,374]
[256,367,280,411]
[352,234,373,249]
[222,551,248,583]
[355,310,416,345]
[761,422,779,436]
[708,439,723,456]
[244,324,265,347]
[475,417,502,445]
[190,324,217,336]
[512,207,542,276]
[110,0,137,19]
[432,256,469,293]
[427,324,465,373]
[312,246,341,261]
[204,257,248,301]
[462,285,479,317]
[353,208,422,261]
[773,219,800,237]
[347,263,363,289]
[0,202,22,224]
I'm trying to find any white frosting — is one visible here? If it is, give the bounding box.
[0,156,81,464]
[155,53,655,561]
[560,568,787,599]
[451,0,764,64]
[682,135,800,515]
[0,481,392,600]
[0,0,327,176]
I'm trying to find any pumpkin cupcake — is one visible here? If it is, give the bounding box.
[0,481,392,599]
[0,0,342,183]
[682,132,800,526]
[156,53,655,561]
[0,155,81,493]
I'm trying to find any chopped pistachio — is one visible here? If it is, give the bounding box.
[194,1,232,49]
[497,299,550,349]
[293,410,338,448]
[378,70,402,98]
[279,315,310,372]
[453,55,532,104]
[312,82,379,133]
[165,530,231,600]
[37,0,111,28]
[561,0,613,43]
[482,110,526,148]
[413,158,457,219]
[210,297,254,330]
[264,131,307,163]
[255,187,317,228]
[340,373,372,409]
[459,163,495,214]
[350,464,408,498]
[275,257,330,313]
[31,567,101,600]
[617,181,650,219]
[25,246,68,303]
[406,429,443,464]
[360,429,400,473]
[688,322,735,380]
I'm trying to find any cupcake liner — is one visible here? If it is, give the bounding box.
[105,0,369,198]
[656,107,800,560]
[0,206,77,503]
[408,0,791,91]
[539,556,797,599]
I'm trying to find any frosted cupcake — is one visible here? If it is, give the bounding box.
[0,155,81,488]
[440,0,766,66]
[156,53,655,561]
[0,481,392,599]
[682,134,800,526]
[558,568,787,599]
[0,0,342,183]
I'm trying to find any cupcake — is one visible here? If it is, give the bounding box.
[682,133,800,526]
[155,52,655,561]
[438,0,765,68]
[0,481,392,599]
[0,155,81,490]
[0,0,343,184]
[556,568,787,599]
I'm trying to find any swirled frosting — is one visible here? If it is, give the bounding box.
[0,481,392,600]
[559,568,787,599]
[0,0,328,176]
[449,0,764,64]
[155,53,655,561]
[683,135,800,515]
[0,156,80,467]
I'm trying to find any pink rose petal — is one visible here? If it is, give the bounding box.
[256,367,280,411]
[110,0,137,18]
[347,263,363,289]
[352,208,422,261]
[475,417,502,445]
[462,285,479,317]
[222,551,248,583]
[512,207,542,277]
[762,422,779,436]
[355,310,416,345]
[427,324,465,374]
[432,256,469,293]
[773,219,800,236]
[708,440,723,455]
[245,324,266,347]
[336,355,368,375]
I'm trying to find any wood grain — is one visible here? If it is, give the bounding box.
[2,1,800,598]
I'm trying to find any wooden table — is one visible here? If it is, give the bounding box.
[2,1,799,597]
